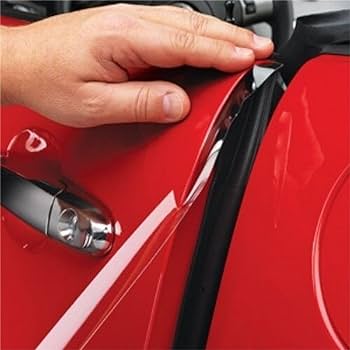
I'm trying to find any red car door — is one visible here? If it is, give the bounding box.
[1,15,249,348]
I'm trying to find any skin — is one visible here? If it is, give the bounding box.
[0,4,273,127]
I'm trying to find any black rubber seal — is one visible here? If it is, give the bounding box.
[173,66,284,349]
[277,9,350,83]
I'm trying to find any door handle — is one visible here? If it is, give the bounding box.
[1,167,114,255]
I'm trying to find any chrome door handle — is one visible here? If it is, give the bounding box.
[1,167,114,255]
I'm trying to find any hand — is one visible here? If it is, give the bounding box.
[1,4,273,127]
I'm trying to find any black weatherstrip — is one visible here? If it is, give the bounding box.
[173,62,285,349]
[277,9,350,83]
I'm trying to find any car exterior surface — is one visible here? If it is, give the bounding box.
[1,2,349,349]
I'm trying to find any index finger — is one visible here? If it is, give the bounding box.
[115,4,274,59]
[112,16,255,72]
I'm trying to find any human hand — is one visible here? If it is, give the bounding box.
[1,4,273,127]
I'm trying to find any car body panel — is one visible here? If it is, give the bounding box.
[2,13,349,350]
[1,15,248,347]
[208,54,350,349]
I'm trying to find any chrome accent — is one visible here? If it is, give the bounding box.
[49,194,114,255]
[1,167,114,256]
[57,208,79,241]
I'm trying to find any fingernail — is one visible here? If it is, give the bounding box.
[253,34,272,48]
[163,93,184,121]
[233,46,254,58]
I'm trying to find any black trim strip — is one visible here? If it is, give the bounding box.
[173,63,284,349]
[277,9,350,83]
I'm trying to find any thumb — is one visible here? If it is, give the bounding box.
[83,81,191,126]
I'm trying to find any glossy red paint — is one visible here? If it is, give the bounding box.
[208,55,350,349]
[1,15,248,347]
[1,15,29,26]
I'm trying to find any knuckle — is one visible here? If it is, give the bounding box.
[189,12,208,35]
[134,86,152,122]
[81,93,108,125]
[114,3,133,11]
[235,26,254,42]
[94,12,138,34]
[230,26,254,43]
[213,40,225,61]
[172,30,196,51]
[173,6,193,16]
[230,24,239,37]
[77,84,114,127]
[243,28,254,42]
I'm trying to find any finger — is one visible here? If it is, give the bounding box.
[114,4,273,59]
[113,18,255,72]
[80,81,190,126]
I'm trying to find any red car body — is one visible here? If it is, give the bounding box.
[1,11,349,350]
[208,54,350,350]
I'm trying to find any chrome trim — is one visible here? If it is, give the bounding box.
[1,167,114,256]
[48,192,114,255]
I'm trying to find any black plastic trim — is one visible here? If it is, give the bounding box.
[173,64,284,349]
[270,0,294,48]
[277,9,350,83]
